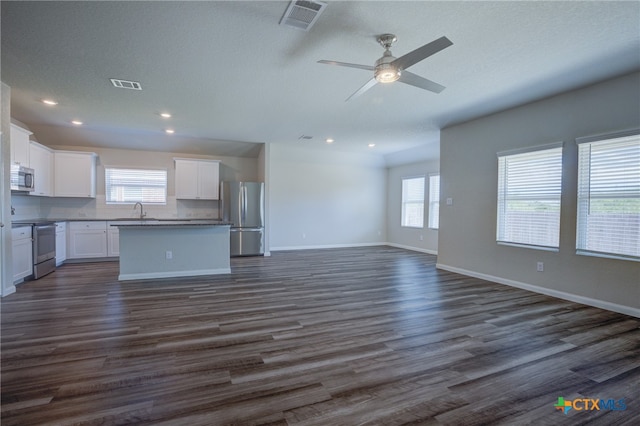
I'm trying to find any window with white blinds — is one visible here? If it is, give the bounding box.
[497,144,563,249]
[428,174,440,229]
[401,176,425,228]
[105,167,167,204]
[576,130,640,261]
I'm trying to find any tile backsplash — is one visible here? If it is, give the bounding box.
[10,193,219,221]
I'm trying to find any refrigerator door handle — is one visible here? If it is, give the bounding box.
[242,185,247,224]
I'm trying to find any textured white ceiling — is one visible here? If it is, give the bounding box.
[2,1,639,162]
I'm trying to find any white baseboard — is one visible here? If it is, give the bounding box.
[119,268,231,281]
[386,243,438,255]
[270,242,386,251]
[436,263,640,318]
[269,242,437,255]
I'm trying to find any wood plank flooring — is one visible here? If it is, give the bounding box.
[1,246,639,425]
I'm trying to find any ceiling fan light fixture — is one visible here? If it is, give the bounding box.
[375,64,401,83]
[374,49,400,83]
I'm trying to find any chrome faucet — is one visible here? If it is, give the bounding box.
[133,202,146,219]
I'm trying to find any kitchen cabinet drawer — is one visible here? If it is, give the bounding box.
[12,226,32,240]
[69,221,107,231]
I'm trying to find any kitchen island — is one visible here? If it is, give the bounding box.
[112,220,231,281]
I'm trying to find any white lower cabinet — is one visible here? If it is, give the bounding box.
[107,223,119,257]
[68,221,108,258]
[12,226,33,283]
[55,222,67,265]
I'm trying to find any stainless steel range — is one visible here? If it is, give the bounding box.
[32,222,56,279]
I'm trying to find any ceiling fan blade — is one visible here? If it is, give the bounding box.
[318,60,375,71]
[392,36,452,71]
[398,70,446,93]
[346,78,378,101]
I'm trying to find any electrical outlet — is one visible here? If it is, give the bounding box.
[446,198,453,206]
[419,235,424,241]
[537,262,544,272]
[302,233,306,239]
[166,250,173,260]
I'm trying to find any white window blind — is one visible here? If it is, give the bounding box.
[497,145,563,249]
[576,131,640,260]
[105,167,167,204]
[401,176,425,228]
[428,174,440,229]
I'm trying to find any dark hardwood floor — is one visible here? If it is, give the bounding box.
[1,246,638,425]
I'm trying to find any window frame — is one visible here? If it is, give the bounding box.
[496,142,563,251]
[575,129,640,262]
[428,173,440,230]
[104,166,168,205]
[401,175,426,228]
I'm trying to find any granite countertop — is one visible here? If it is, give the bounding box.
[111,220,232,227]
[11,220,56,227]
[12,218,231,227]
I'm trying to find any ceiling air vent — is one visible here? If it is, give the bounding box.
[280,0,327,31]
[110,78,142,90]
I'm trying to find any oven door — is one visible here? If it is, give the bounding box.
[33,224,56,264]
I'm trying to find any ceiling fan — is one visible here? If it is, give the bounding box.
[318,34,453,101]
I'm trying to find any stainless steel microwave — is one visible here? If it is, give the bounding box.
[10,164,35,192]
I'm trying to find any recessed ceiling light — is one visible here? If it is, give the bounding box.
[42,99,58,106]
[368,143,376,148]
[326,138,334,144]
[71,120,83,125]
[160,113,172,119]
[165,129,175,134]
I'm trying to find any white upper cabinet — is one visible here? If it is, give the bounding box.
[174,158,220,200]
[54,151,98,198]
[29,141,54,197]
[10,123,32,166]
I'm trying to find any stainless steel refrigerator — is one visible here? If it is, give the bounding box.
[220,181,265,256]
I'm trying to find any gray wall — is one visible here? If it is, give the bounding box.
[438,71,640,316]
[268,143,387,250]
[386,159,439,254]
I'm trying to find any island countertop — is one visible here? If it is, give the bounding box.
[110,220,232,227]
